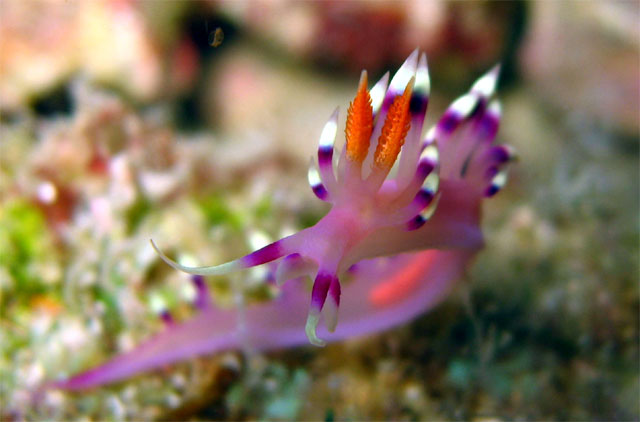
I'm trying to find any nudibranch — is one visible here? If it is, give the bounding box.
[152,49,512,346]
[51,50,515,390]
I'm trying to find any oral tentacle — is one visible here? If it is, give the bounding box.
[396,52,430,189]
[151,236,292,277]
[305,271,336,346]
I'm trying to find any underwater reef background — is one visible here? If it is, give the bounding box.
[1,1,638,420]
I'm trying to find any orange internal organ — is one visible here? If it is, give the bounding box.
[369,251,437,307]
[345,71,373,163]
[373,78,414,170]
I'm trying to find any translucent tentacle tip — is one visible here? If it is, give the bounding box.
[305,312,326,347]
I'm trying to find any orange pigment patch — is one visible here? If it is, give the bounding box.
[345,71,373,163]
[373,78,414,170]
[30,295,63,316]
[369,251,437,307]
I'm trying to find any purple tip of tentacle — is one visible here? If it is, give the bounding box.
[485,184,500,197]
[380,49,419,113]
[485,170,508,197]
[406,214,427,231]
[318,145,333,167]
[409,52,430,118]
[416,159,435,179]
[316,108,339,191]
[485,165,499,180]
[308,163,330,202]
[409,94,429,116]
[436,94,479,137]
[474,100,501,142]
[160,310,174,326]
[478,110,500,141]
[240,241,284,267]
[192,274,205,288]
[311,183,329,201]
[310,272,333,312]
[437,111,461,134]
[414,188,435,209]
[490,146,511,164]
[191,275,211,310]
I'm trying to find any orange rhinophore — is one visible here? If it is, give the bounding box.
[345,71,374,163]
[374,77,414,170]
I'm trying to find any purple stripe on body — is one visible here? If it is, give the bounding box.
[311,183,329,201]
[241,241,284,267]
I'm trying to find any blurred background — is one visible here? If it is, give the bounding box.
[0,0,638,420]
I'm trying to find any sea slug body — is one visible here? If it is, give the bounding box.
[52,49,515,390]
